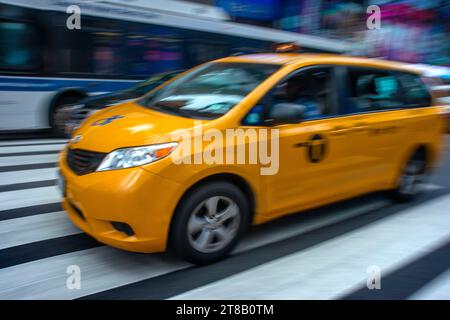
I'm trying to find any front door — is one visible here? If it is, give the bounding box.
[260,66,367,216]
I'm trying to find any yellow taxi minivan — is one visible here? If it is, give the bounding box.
[58,53,446,264]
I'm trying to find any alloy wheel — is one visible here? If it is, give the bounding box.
[187,196,241,253]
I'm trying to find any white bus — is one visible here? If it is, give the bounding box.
[0,0,351,135]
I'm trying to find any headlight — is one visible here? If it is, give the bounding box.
[96,142,178,172]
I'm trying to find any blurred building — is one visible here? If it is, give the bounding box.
[205,0,449,66]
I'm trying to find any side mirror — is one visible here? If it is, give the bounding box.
[268,103,306,125]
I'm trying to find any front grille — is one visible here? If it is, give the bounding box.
[67,148,106,175]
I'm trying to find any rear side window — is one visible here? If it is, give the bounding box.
[397,72,431,108]
[342,68,403,114]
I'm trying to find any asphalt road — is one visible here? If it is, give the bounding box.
[0,135,449,300]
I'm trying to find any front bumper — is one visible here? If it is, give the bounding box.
[59,150,181,253]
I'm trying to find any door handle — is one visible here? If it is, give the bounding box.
[331,126,354,135]
[331,123,369,135]
[352,122,369,132]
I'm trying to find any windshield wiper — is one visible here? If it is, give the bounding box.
[152,104,216,120]
[150,104,193,117]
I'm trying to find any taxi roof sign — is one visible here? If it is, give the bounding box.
[272,42,302,53]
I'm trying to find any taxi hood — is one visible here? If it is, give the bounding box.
[70,101,198,152]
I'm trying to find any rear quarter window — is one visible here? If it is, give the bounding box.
[343,67,404,114]
[397,72,432,108]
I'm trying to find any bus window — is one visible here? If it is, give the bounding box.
[0,22,39,70]
[186,40,230,67]
[53,17,124,76]
[125,24,183,77]
[92,31,124,75]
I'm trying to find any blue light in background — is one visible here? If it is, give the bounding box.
[215,0,282,21]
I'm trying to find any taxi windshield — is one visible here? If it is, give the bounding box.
[138,62,280,119]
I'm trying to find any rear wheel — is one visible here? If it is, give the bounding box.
[391,150,428,202]
[169,181,250,265]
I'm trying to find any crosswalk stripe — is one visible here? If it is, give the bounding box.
[0,139,67,147]
[0,150,59,157]
[2,189,440,300]
[235,196,389,253]
[0,196,447,300]
[79,190,450,300]
[0,182,442,222]
[0,246,190,299]
[0,194,390,266]
[0,135,448,300]
[0,154,58,167]
[0,186,448,299]
[235,184,444,254]
[0,168,56,186]
[341,239,450,299]
[0,144,64,155]
[0,180,56,193]
[0,211,80,250]
[0,186,60,212]
[169,194,450,300]
[0,194,394,299]
[0,163,57,173]
[0,233,102,269]
[0,203,62,221]
[408,269,450,300]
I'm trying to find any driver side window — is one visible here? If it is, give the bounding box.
[242,66,336,126]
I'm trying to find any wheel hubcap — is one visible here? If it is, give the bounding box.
[187,196,240,253]
[398,159,426,195]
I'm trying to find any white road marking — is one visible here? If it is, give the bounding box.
[0,195,389,264]
[0,168,57,186]
[424,184,446,191]
[235,199,389,253]
[0,144,64,155]
[0,135,448,300]
[0,247,190,299]
[408,269,450,300]
[235,184,444,254]
[0,139,67,147]
[1,191,448,300]
[0,186,60,212]
[0,154,58,167]
[0,211,79,249]
[0,196,392,299]
[0,189,446,299]
[170,194,450,300]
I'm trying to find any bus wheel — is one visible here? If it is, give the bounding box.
[50,94,84,138]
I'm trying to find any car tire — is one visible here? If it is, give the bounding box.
[391,149,428,202]
[169,181,250,265]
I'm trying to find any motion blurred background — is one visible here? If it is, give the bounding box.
[0,0,449,134]
[0,0,450,300]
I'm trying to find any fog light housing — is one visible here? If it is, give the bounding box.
[111,221,135,236]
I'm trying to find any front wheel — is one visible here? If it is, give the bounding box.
[391,150,428,202]
[169,181,250,265]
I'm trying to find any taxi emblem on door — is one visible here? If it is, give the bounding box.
[307,134,327,163]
